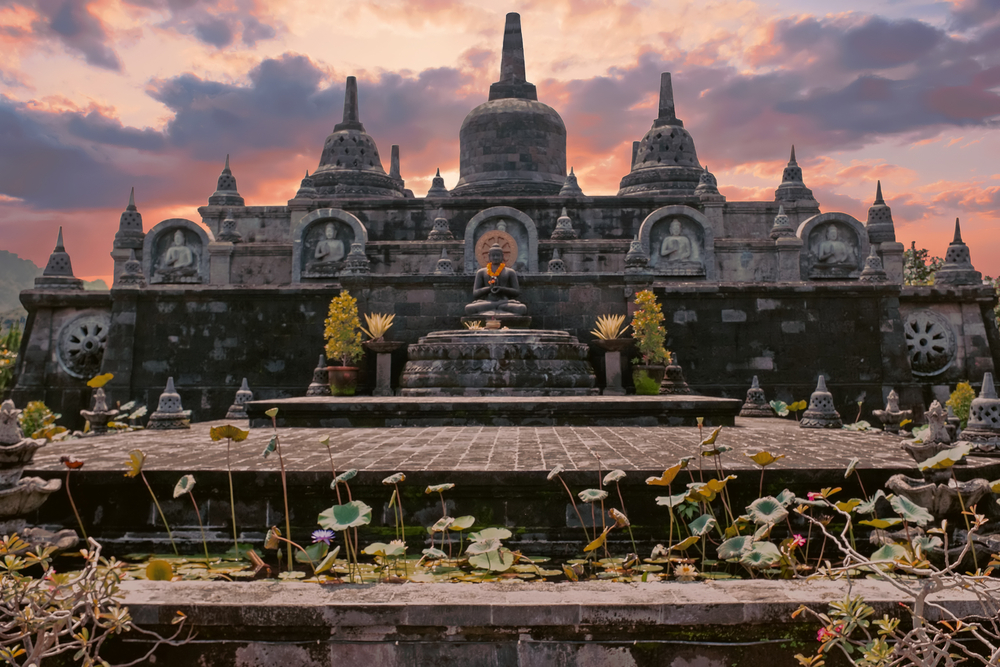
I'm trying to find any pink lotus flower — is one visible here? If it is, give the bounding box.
[791,534,806,548]
[807,492,820,501]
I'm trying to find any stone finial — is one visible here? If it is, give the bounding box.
[872,389,912,433]
[225,378,253,420]
[306,353,332,396]
[147,377,192,430]
[388,144,402,180]
[434,248,454,275]
[488,12,538,101]
[559,167,584,197]
[428,209,454,240]
[739,375,772,417]
[343,243,371,274]
[934,218,982,285]
[800,375,843,429]
[117,249,146,287]
[426,168,450,198]
[216,210,242,243]
[631,140,640,167]
[925,399,951,444]
[858,246,887,283]
[336,76,365,131]
[694,166,720,197]
[551,207,578,240]
[774,145,816,204]
[769,204,796,239]
[0,399,24,445]
[295,170,317,199]
[36,227,84,289]
[657,72,681,126]
[209,154,245,206]
[114,187,144,249]
[547,248,567,273]
[624,236,650,274]
[962,372,1000,442]
[865,180,896,244]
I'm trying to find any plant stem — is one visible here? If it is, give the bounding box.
[187,491,210,564]
[394,482,405,551]
[615,482,638,556]
[227,438,239,554]
[556,474,591,543]
[273,535,317,576]
[272,423,293,573]
[950,468,979,570]
[140,471,177,555]
[65,470,87,540]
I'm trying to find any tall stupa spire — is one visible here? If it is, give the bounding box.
[335,76,364,131]
[489,13,537,100]
[655,72,681,126]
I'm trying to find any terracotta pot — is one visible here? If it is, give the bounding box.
[327,366,360,396]
[632,364,666,395]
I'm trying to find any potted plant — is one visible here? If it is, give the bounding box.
[630,290,671,395]
[591,314,630,352]
[324,291,365,395]
[360,312,398,353]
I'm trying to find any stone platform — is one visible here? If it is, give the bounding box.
[245,395,743,428]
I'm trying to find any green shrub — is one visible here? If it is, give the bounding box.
[947,381,976,428]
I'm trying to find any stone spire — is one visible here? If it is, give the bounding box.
[434,247,454,275]
[294,170,317,199]
[208,155,245,206]
[36,227,83,289]
[551,207,578,240]
[739,375,772,417]
[865,180,896,244]
[312,77,404,198]
[800,375,843,429]
[694,166,721,198]
[858,245,887,283]
[774,145,816,204]
[934,218,981,285]
[547,248,567,273]
[147,377,192,430]
[618,72,703,196]
[769,204,796,239]
[559,167,584,196]
[225,378,253,420]
[114,187,144,250]
[426,168,450,198]
[489,12,537,101]
[388,145,401,179]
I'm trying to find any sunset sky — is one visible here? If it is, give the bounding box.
[1,0,999,283]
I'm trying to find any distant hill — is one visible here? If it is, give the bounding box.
[0,250,107,327]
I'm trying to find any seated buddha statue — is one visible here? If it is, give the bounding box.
[464,244,528,317]
[154,230,199,282]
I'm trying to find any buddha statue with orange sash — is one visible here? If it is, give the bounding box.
[464,243,528,316]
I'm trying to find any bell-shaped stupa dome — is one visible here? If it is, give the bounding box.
[618,73,703,197]
[451,13,567,197]
[312,77,405,198]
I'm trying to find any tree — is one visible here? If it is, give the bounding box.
[903,242,944,286]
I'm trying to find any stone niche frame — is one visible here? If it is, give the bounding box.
[797,212,869,280]
[291,208,369,283]
[143,218,213,285]
[638,205,716,280]
[463,206,539,274]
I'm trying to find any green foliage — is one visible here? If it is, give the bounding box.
[903,242,943,286]
[630,290,670,365]
[18,400,66,441]
[324,290,364,367]
[633,369,660,395]
[0,321,21,397]
[946,381,976,428]
[317,500,373,531]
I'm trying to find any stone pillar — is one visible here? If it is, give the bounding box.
[775,237,803,281]
[603,349,625,396]
[208,242,234,285]
[879,241,904,285]
[374,352,394,397]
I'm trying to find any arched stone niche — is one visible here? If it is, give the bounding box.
[463,206,539,274]
[797,213,869,280]
[292,208,369,282]
[638,205,715,279]
[143,218,213,285]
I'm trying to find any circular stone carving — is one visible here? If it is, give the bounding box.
[904,309,956,377]
[475,229,518,267]
[57,313,111,379]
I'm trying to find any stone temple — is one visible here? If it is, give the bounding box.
[12,13,1000,425]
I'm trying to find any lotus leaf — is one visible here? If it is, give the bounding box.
[319,435,330,446]
[210,424,250,442]
[465,538,501,555]
[382,472,405,485]
[363,542,405,557]
[912,535,942,557]
[430,517,455,533]
[740,541,782,568]
[835,498,862,513]
[747,451,785,467]
[603,469,627,485]
[688,514,716,537]
[449,515,476,530]
[315,547,340,574]
[717,536,753,560]
[747,496,788,525]
[129,406,147,420]
[585,529,610,553]
[422,547,448,559]
[670,535,700,551]
[145,559,173,581]
[686,483,717,503]
[845,458,860,478]
[857,490,889,515]
[770,400,789,417]
[655,493,689,507]
[842,420,872,432]
[469,548,515,572]
[426,483,455,493]
[752,522,773,542]
[918,444,972,471]
[260,436,277,459]
[871,544,908,561]
[317,500,373,531]
[789,400,808,412]
[578,488,609,503]
[264,527,282,550]
[646,464,683,486]
[705,475,737,493]
[609,508,629,527]
[700,426,722,446]
[296,541,329,563]
[701,445,733,457]
[468,527,512,541]
[890,495,934,527]
[859,517,903,529]
[123,449,145,478]
[173,474,196,499]
[87,372,114,388]
[265,407,278,418]
[546,464,565,480]
[775,489,796,507]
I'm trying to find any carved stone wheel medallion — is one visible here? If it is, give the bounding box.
[475,229,518,267]
[904,309,956,377]
[57,313,111,379]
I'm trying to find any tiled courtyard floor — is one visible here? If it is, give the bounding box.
[26,417,998,475]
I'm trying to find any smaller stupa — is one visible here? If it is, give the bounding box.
[962,373,1000,444]
[225,378,254,420]
[800,375,842,429]
[934,218,982,285]
[739,376,772,417]
[147,377,192,430]
[306,354,332,397]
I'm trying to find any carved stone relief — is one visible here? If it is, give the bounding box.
[904,309,957,377]
[649,217,705,276]
[302,220,353,278]
[57,312,111,379]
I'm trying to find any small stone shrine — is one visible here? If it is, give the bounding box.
[147,377,192,430]
[800,376,843,429]
[306,354,332,397]
[872,389,911,434]
[12,11,999,423]
[739,376,772,418]
[225,379,254,420]
[80,388,119,435]
[962,373,1000,444]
